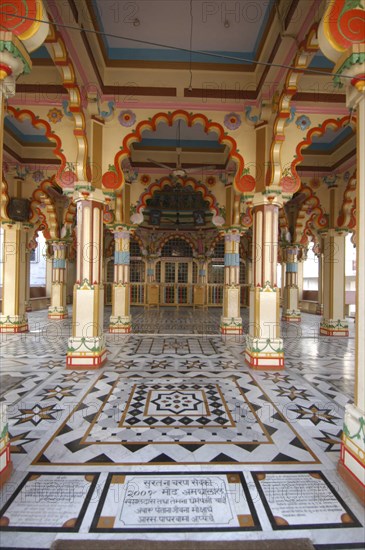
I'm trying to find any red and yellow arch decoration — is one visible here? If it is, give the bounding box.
[30,178,60,240]
[109,110,253,194]
[136,176,219,216]
[158,233,196,255]
[321,0,365,54]
[45,20,88,183]
[289,115,357,195]
[6,105,66,184]
[268,24,319,189]
[0,0,49,53]
[294,185,328,245]
[337,170,356,229]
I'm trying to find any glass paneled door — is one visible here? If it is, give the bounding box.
[161,260,193,305]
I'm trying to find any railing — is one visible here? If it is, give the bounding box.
[104,282,250,307]
[207,284,223,306]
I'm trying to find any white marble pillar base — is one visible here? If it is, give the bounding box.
[0,314,28,333]
[320,318,349,336]
[245,335,284,370]
[66,334,107,369]
[339,403,365,504]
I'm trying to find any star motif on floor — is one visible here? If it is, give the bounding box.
[113,360,140,370]
[289,404,341,426]
[40,385,76,401]
[9,431,37,453]
[38,360,65,370]
[273,385,311,401]
[13,404,63,426]
[146,360,173,369]
[260,372,292,384]
[314,429,343,451]
[59,371,91,383]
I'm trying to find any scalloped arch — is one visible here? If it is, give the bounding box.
[158,233,196,255]
[111,110,253,193]
[6,106,66,184]
[289,115,357,195]
[136,176,220,217]
[294,185,328,245]
[30,178,60,240]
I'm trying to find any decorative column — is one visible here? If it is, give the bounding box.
[48,241,68,319]
[245,195,284,369]
[340,92,365,503]
[282,245,301,322]
[67,189,106,369]
[24,243,32,312]
[109,226,132,333]
[320,229,349,336]
[316,245,324,315]
[0,223,30,333]
[319,0,365,501]
[0,403,12,487]
[220,228,243,335]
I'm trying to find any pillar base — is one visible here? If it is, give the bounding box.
[320,318,349,336]
[220,316,243,335]
[48,306,68,320]
[282,309,301,322]
[66,335,107,369]
[0,458,12,488]
[338,404,365,504]
[316,303,323,315]
[109,315,132,334]
[25,301,32,313]
[0,314,28,333]
[245,335,284,370]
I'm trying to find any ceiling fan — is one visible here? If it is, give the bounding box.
[147,120,216,179]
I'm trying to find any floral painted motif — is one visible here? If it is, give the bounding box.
[295,115,311,131]
[47,108,63,124]
[206,176,216,186]
[32,170,44,183]
[140,174,151,185]
[309,177,320,190]
[224,112,242,130]
[118,110,136,127]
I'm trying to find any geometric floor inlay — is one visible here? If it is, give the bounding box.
[32,373,320,465]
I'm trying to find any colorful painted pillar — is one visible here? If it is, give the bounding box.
[0,223,30,333]
[220,228,242,335]
[320,229,348,336]
[318,0,365,501]
[245,196,284,369]
[67,189,107,369]
[0,403,12,487]
[109,226,132,333]
[48,241,68,319]
[282,245,301,322]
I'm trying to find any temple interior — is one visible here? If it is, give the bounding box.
[0,1,364,548]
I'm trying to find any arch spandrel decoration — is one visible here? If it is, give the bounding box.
[288,115,357,195]
[30,178,61,241]
[6,106,67,184]
[110,110,254,194]
[337,170,356,231]
[294,185,328,245]
[136,176,219,218]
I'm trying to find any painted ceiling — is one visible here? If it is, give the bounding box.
[90,0,273,65]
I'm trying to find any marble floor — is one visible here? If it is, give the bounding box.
[0,308,364,549]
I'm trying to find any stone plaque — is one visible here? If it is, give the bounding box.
[91,472,261,532]
[0,472,99,531]
[252,471,361,530]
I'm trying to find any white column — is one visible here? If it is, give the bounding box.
[245,196,284,369]
[48,241,68,319]
[339,94,365,500]
[109,227,132,333]
[67,189,106,369]
[320,229,349,336]
[220,228,242,335]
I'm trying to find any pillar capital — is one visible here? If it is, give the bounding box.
[251,191,284,209]
[73,185,106,205]
[0,32,32,86]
